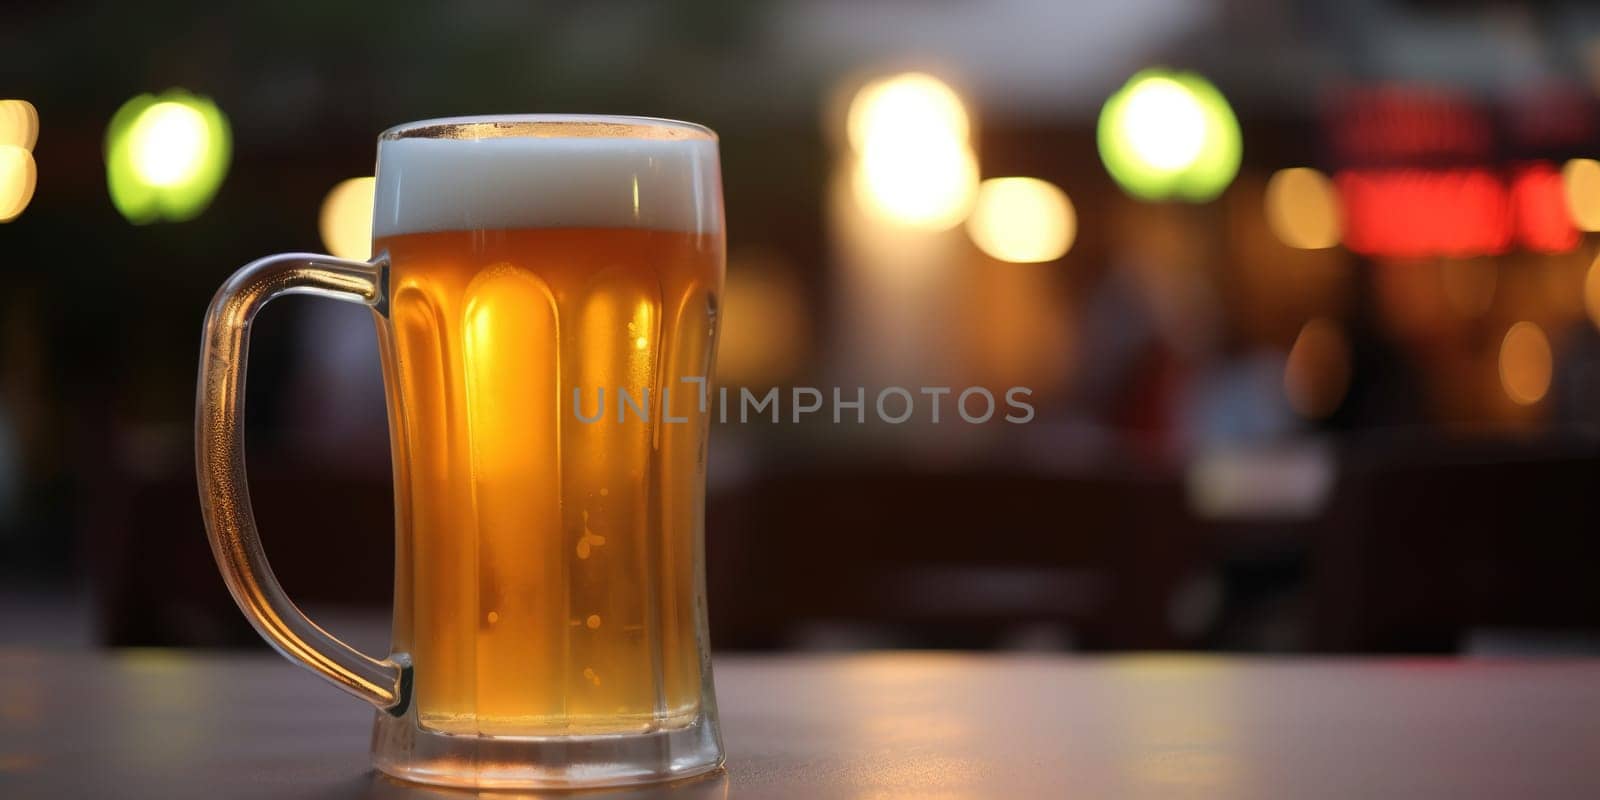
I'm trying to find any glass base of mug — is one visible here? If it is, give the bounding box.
[370,705,725,790]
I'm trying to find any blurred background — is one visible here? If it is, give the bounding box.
[4,0,1600,657]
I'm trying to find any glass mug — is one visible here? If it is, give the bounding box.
[196,115,725,789]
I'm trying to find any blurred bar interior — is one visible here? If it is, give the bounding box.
[3,0,1600,655]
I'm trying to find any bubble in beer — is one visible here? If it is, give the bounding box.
[586,614,603,630]
[576,531,607,560]
[583,667,602,687]
[486,611,499,625]
[627,306,654,353]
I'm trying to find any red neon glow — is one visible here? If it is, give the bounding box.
[1510,162,1580,254]
[1335,163,1579,258]
[1337,168,1510,258]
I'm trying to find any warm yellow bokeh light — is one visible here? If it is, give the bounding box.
[318,176,376,260]
[847,72,977,230]
[1265,168,1342,250]
[0,100,39,151]
[852,137,977,229]
[1499,321,1553,406]
[1562,158,1600,232]
[846,72,969,154]
[0,145,37,222]
[966,177,1076,263]
[1284,318,1352,419]
[129,102,210,188]
[1119,77,1207,172]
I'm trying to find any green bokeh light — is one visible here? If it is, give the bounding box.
[105,90,231,224]
[1097,69,1241,202]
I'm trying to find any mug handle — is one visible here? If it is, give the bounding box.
[196,252,410,715]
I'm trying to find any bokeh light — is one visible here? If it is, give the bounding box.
[1585,252,1600,332]
[1265,168,1342,250]
[129,103,209,187]
[1284,318,1352,419]
[105,90,231,224]
[846,72,969,153]
[1341,163,1577,258]
[852,143,977,230]
[0,145,37,222]
[1511,162,1579,253]
[1,100,40,223]
[319,177,377,260]
[1121,78,1206,171]
[0,100,39,151]
[1561,157,1600,232]
[847,72,977,229]
[1499,321,1553,406]
[966,177,1076,263]
[1098,69,1241,202]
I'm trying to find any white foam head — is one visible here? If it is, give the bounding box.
[372,116,722,238]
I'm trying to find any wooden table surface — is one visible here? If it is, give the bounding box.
[2,649,1599,798]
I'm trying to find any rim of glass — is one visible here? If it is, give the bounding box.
[379,114,717,143]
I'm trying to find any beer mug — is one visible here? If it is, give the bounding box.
[196,116,725,789]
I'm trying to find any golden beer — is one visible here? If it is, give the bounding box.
[374,227,720,734]
[199,116,727,786]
